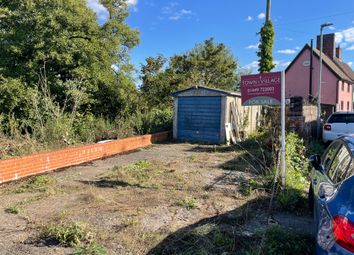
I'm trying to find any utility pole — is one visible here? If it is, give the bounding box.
[266,0,271,22]
[317,22,333,139]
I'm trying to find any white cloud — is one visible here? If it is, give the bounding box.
[340,42,348,48]
[169,9,195,21]
[245,16,253,21]
[277,49,296,54]
[257,13,265,19]
[241,61,259,71]
[245,43,259,49]
[280,61,291,67]
[295,46,301,50]
[328,26,335,31]
[284,37,294,41]
[126,0,138,6]
[348,62,353,67]
[87,0,109,22]
[346,45,354,51]
[87,0,138,22]
[162,2,179,14]
[335,32,344,44]
[336,27,354,44]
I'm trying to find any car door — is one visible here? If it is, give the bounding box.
[312,141,341,227]
[313,141,341,196]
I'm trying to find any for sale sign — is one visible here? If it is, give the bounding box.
[241,72,282,106]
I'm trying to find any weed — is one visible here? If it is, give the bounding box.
[122,217,138,228]
[257,226,314,255]
[192,224,215,236]
[175,197,198,210]
[4,205,21,214]
[229,206,252,225]
[73,241,107,255]
[40,222,92,247]
[213,231,234,247]
[277,188,307,212]
[17,175,56,193]
[111,160,153,184]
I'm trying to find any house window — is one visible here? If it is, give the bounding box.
[348,84,351,93]
[348,101,350,111]
[342,83,345,91]
[341,101,344,110]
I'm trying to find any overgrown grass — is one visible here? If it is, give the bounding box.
[5,175,57,194]
[276,133,310,211]
[0,107,172,159]
[256,226,314,255]
[105,160,188,190]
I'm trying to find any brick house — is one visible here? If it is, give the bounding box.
[285,33,354,115]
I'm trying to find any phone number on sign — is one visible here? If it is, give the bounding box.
[247,87,275,93]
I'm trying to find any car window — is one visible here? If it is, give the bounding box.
[328,114,347,123]
[345,161,354,180]
[346,114,354,123]
[328,146,352,183]
[322,142,341,172]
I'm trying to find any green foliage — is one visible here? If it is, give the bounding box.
[73,241,107,255]
[175,197,198,210]
[285,132,308,187]
[40,222,91,247]
[259,226,314,255]
[257,21,276,73]
[140,38,239,110]
[277,133,309,210]
[0,0,147,155]
[16,175,56,193]
[0,0,139,100]
[132,108,173,135]
[5,205,21,214]
[171,38,239,90]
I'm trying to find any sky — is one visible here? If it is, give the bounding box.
[87,0,354,74]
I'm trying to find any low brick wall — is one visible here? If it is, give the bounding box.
[0,131,171,184]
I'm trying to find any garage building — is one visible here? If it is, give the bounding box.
[172,86,260,144]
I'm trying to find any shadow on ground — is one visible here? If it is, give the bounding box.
[78,180,149,189]
[147,196,314,255]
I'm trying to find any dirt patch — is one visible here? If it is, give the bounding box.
[0,143,312,254]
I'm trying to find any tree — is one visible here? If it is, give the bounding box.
[170,38,238,90]
[140,55,179,109]
[0,0,139,117]
[257,21,276,73]
[140,38,240,110]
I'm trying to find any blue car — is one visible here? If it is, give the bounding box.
[309,136,354,254]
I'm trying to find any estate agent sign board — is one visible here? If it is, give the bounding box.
[240,72,282,106]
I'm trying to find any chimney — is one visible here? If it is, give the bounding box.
[336,46,342,60]
[317,33,335,59]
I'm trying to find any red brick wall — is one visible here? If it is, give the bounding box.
[0,131,171,184]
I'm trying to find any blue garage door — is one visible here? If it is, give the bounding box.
[178,96,221,143]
